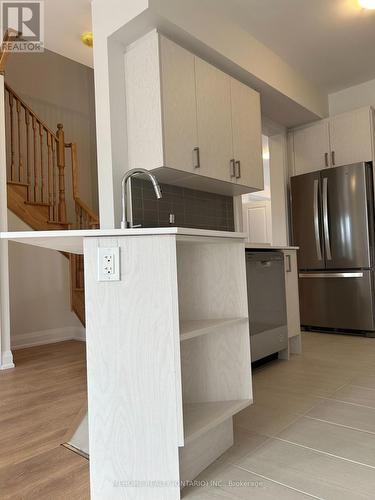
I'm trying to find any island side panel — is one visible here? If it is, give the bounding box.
[84,235,182,500]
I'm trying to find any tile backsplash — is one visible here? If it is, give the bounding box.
[131,178,235,231]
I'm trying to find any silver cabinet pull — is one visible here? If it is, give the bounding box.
[299,272,364,279]
[322,177,332,260]
[230,159,236,178]
[324,152,329,167]
[331,150,335,166]
[313,179,323,261]
[235,160,241,179]
[285,254,292,272]
[193,147,200,169]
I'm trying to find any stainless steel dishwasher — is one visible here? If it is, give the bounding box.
[245,251,288,362]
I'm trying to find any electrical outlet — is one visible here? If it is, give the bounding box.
[97,247,120,281]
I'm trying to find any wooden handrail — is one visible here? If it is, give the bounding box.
[5,83,58,139]
[0,29,20,74]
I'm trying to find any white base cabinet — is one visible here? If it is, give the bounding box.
[83,231,252,499]
[282,249,302,355]
[124,30,263,196]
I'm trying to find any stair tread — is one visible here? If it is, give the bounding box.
[7,180,29,187]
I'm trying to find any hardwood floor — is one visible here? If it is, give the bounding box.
[0,341,89,499]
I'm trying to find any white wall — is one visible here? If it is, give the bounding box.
[269,133,289,246]
[7,212,84,349]
[329,78,375,116]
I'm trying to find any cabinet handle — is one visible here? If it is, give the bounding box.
[230,159,236,178]
[285,254,292,273]
[235,160,241,179]
[331,150,335,166]
[324,152,329,167]
[193,147,200,169]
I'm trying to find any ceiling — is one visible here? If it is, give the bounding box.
[214,0,375,93]
[43,0,93,67]
[41,0,375,93]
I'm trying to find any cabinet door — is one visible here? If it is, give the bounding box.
[231,79,263,189]
[195,57,233,182]
[283,251,301,339]
[329,108,372,167]
[292,121,330,175]
[159,36,198,172]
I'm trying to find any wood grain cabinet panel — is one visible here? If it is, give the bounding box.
[159,36,198,173]
[230,78,263,189]
[292,121,330,175]
[195,57,233,182]
[329,108,373,167]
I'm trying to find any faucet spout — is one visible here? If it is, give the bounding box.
[121,168,162,229]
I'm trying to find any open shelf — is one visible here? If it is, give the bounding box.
[180,317,248,342]
[183,400,251,444]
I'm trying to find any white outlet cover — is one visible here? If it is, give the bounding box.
[97,247,120,281]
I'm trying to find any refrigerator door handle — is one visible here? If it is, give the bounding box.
[299,272,364,278]
[313,179,323,261]
[322,177,332,260]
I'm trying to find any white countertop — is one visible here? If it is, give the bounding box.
[0,228,247,254]
[245,243,299,251]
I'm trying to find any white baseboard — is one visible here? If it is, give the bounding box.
[11,326,86,350]
[0,349,15,370]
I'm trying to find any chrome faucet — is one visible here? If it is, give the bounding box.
[121,168,162,229]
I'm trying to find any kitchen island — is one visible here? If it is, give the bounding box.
[0,228,252,500]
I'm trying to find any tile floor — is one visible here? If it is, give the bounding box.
[183,332,375,499]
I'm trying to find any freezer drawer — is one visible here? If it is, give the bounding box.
[299,270,375,332]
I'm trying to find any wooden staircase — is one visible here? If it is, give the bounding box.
[4,82,99,326]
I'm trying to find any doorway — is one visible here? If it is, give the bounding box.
[239,129,289,246]
[242,135,272,244]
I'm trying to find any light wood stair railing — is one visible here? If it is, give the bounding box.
[4,82,99,326]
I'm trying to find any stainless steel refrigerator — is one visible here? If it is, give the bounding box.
[291,162,375,336]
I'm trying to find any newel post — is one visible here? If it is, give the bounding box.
[56,123,67,223]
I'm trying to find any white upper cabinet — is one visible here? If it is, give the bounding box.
[292,121,330,175]
[230,78,263,189]
[124,30,263,195]
[290,107,374,176]
[159,36,198,173]
[329,108,373,167]
[195,57,233,182]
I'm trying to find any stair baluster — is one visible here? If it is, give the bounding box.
[16,100,23,182]
[32,115,37,202]
[47,132,53,221]
[52,136,57,222]
[4,80,99,326]
[8,92,15,180]
[56,123,67,223]
[25,109,31,201]
[39,123,44,202]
